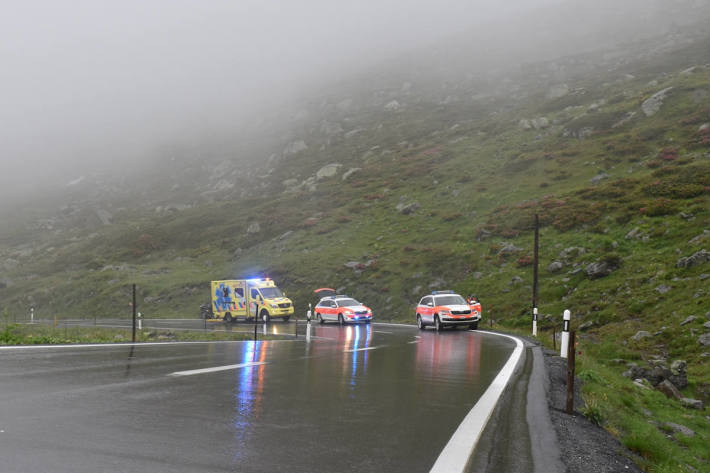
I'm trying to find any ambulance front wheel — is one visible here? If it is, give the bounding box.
[261,310,271,324]
[224,313,233,323]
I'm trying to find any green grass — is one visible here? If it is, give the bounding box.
[0,323,287,345]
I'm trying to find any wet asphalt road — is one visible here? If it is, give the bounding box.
[1,323,515,473]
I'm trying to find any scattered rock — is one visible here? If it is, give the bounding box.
[519,119,532,130]
[656,285,672,294]
[641,87,673,117]
[547,83,569,99]
[548,261,565,273]
[579,320,595,331]
[95,208,113,225]
[384,100,401,111]
[511,276,524,284]
[498,244,523,256]
[247,222,261,234]
[680,398,704,410]
[633,379,651,390]
[531,117,550,129]
[559,247,585,260]
[689,230,710,245]
[698,333,710,346]
[656,380,682,400]
[342,168,361,181]
[590,173,609,185]
[396,201,420,215]
[704,321,710,329]
[663,422,695,437]
[277,231,293,241]
[585,261,617,279]
[316,163,342,180]
[283,140,308,155]
[679,212,695,221]
[631,331,651,342]
[680,316,697,326]
[676,249,710,268]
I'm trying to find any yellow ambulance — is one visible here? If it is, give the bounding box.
[210,278,294,323]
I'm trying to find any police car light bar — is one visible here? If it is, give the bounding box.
[431,290,454,295]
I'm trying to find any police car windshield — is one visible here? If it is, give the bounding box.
[337,299,360,307]
[260,287,283,298]
[435,295,466,306]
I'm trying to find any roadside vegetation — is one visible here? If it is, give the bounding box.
[0,322,286,345]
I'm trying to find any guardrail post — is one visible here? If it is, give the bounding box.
[566,330,576,414]
[560,309,570,358]
[532,307,538,336]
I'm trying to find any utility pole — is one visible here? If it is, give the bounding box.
[532,213,539,336]
[132,284,137,343]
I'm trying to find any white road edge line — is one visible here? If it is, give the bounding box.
[168,361,267,377]
[429,331,524,473]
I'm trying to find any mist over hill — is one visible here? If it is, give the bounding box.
[2,0,710,209]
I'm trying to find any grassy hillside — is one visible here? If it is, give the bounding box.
[1,23,709,473]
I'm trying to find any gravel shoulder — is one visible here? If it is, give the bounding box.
[541,345,645,473]
[468,333,645,473]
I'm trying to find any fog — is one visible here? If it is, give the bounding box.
[0,0,705,204]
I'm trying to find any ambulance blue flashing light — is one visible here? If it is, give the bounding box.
[431,290,454,295]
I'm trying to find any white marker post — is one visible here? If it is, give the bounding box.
[137,312,142,331]
[560,309,571,358]
[30,307,34,324]
[306,303,312,322]
[532,307,538,336]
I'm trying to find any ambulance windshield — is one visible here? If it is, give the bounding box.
[260,287,284,299]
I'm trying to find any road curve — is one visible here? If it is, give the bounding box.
[0,323,518,472]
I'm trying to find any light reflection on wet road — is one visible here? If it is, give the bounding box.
[0,323,514,473]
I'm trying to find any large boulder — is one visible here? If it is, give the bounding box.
[586,261,617,279]
[676,249,710,268]
[316,163,342,180]
[641,87,673,117]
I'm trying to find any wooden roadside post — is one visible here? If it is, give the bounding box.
[532,213,539,336]
[566,330,576,414]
